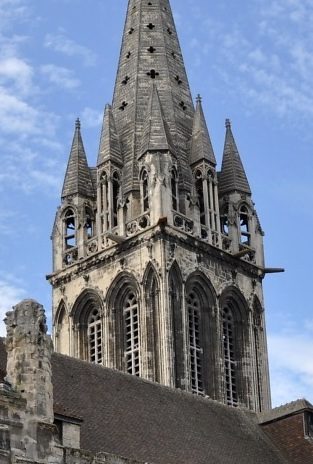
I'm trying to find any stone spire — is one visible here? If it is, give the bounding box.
[61,119,95,199]
[219,119,251,196]
[112,0,194,193]
[140,84,176,157]
[97,104,123,167]
[190,95,216,166]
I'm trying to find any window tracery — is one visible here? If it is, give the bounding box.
[123,291,140,376]
[222,306,238,407]
[187,291,203,394]
[87,307,102,364]
[171,168,178,211]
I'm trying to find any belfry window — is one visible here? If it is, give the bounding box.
[187,291,203,394]
[85,207,94,240]
[141,169,149,212]
[112,172,120,228]
[221,213,229,236]
[87,308,102,364]
[123,291,140,376]
[64,209,76,249]
[171,169,178,211]
[195,171,205,226]
[239,206,250,246]
[222,307,238,407]
[100,172,109,233]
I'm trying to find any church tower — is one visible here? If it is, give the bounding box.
[48,0,271,412]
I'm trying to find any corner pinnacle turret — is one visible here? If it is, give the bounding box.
[61,119,95,199]
[219,119,251,196]
[190,95,216,166]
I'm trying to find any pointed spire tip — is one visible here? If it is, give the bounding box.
[196,94,202,104]
[75,118,81,130]
[225,118,231,129]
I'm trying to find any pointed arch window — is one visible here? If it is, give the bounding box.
[239,206,250,246]
[85,207,94,240]
[222,306,238,407]
[87,307,103,364]
[195,170,205,226]
[187,291,203,394]
[171,168,178,211]
[123,291,140,376]
[141,169,149,212]
[112,171,120,228]
[100,172,109,233]
[64,209,76,249]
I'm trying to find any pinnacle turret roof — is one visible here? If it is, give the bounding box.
[97,104,123,167]
[140,85,176,157]
[219,120,251,196]
[61,119,95,199]
[190,96,216,166]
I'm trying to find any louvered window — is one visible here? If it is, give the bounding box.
[88,308,102,364]
[124,292,140,376]
[222,307,238,406]
[187,291,203,394]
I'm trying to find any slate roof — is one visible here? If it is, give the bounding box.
[190,96,216,166]
[219,119,251,196]
[259,399,313,424]
[51,352,287,464]
[61,119,95,199]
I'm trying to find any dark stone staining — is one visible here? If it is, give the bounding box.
[119,102,128,111]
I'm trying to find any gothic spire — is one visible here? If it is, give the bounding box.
[97,104,123,167]
[112,0,194,193]
[219,119,251,196]
[140,84,176,157]
[61,119,95,199]
[190,95,216,166]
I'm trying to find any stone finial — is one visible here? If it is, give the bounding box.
[5,299,49,349]
[225,118,231,129]
[75,117,81,130]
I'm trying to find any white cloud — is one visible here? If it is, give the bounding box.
[0,0,29,30]
[41,64,80,90]
[44,33,97,66]
[81,107,103,128]
[268,329,313,406]
[0,56,33,95]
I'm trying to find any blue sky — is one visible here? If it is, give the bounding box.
[0,0,312,407]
